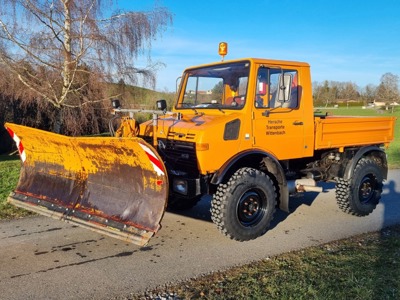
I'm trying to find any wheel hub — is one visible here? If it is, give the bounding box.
[243,198,259,216]
[237,190,266,226]
[360,182,372,197]
[359,175,375,203]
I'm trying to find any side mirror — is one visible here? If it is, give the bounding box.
[111,99,121,109]
[176,76,182,93]
[156,99,167,111]
[277,74,293,102]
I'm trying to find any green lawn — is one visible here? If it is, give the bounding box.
[0,155,33,219]
[137,226,400,300]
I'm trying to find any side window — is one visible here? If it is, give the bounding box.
[255,68,298,108]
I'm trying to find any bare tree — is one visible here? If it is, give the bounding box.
[375,72,400,105]
[312,80,339,107]
[337,81,359,101]
[0,0,172,133]
[361,84,377,105]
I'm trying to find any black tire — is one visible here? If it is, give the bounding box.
[210,167,277,241]
[167,195,202,211]
[336,158,383,216]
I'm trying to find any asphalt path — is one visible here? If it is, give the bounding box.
[1,170,399,300]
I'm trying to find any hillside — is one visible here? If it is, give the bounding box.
[107,82,176,110]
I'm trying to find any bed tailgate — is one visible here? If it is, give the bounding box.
[314,116,396,150]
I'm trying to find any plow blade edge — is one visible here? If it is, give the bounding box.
[5,123,168,246]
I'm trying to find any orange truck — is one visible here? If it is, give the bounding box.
[5,50,396,246]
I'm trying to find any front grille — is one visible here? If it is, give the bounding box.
[167,131,196,141]
[158,138,198,175]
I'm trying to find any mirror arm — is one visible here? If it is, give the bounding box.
[262,110,270,117]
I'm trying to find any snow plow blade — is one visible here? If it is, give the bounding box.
[5,123,168,246]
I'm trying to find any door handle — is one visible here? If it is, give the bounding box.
[293,121,303,125]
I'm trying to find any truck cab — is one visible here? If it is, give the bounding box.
[175,59,314,161]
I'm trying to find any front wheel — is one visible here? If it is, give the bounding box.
[211,168,277,241]
[336,158,383,216]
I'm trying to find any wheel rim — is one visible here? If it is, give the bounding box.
[237,189,267,227]
[358,174,377,204]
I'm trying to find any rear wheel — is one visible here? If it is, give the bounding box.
[336,158,383,216]
[211,168,277,241]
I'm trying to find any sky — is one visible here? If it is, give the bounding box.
[121,0,400,92]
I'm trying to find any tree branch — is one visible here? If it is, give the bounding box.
[0,19,60,70]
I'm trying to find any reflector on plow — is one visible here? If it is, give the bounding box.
[5,123,168,246]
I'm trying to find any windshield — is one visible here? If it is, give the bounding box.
[177,61,250,109]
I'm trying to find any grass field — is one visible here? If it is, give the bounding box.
[0,155,32,219]
[136,226,400,299]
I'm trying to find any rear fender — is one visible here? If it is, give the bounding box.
[343,146,388,181]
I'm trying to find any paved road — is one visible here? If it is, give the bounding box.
[1,170,399,300]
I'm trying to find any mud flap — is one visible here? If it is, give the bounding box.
[5,123,168,246]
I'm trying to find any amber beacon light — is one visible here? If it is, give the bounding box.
[218,42,228,61]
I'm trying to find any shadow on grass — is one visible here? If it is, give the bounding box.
[374,177,400,298]
[0,154,20,162]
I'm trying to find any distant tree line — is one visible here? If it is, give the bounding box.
[313,72,400,108]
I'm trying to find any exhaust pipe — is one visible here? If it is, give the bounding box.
[288,178,323,193]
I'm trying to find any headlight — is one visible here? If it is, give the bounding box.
[173,179,188,195]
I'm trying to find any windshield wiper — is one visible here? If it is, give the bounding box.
[211,103,225,113]
[191,106,199,114]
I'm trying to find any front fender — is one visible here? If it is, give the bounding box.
[211,149,290,212]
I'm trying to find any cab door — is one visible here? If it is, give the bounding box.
[252,66,307,160]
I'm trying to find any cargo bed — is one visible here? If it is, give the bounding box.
[314,116,396,150]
